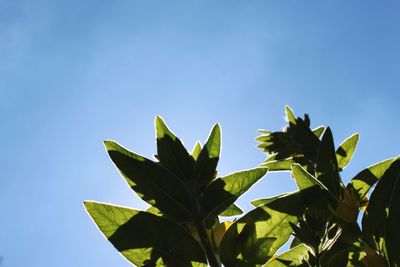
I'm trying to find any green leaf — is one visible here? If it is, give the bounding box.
[193,124,221,187]
[104,140,193,220]
[348,156,399,201]
[262,244,310,267]
[291,164,337,217]
[362,159,400,265]
[220,192,307,267]
[285,105,296,124]
[191,141,202,161]
[219,203,244,217]
[84,202,207,267]
[202,168,268,220]
[312,126,325,138]
[251,193,292,207]
[291,164,330,192]
[155,116,194,181]
[315,127,341,198]
[262,154,293,171]
[336,133,359,170]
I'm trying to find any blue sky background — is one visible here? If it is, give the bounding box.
[1,1,400,266]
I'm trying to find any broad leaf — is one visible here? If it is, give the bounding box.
[202,168,267,220]
[336,133,359,170]
[220,192,306,267]
[362,159,400,265]
[155,116,194,181]
[291,163,330,192]
[219,203,244,217]
[348,156,399,201]
[262,244,310,267]
[262,153,293,171]
[104,140,193,220]
[84,202,207,267]
[193,124,221,187]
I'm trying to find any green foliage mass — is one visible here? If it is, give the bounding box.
[85,107,400,267]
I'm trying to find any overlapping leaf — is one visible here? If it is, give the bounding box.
[84,202,207,267]
[348,156,399,201]
[156,116,194,181]
[104,140,193,220]
[219,192,307,267]
[362,159,400,265]
[262,244,310,267]
[202,168,267,220]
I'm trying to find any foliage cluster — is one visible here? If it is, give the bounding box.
[85,107,400,267]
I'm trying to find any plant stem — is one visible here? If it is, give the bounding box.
[195,218,221,267]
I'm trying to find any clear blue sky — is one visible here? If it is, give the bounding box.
[1,1,400,266]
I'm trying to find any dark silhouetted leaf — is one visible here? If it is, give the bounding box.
[84,202,207,267]
[315,127,341,198]
[362,159,400,265]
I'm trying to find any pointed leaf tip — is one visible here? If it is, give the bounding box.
[155,115,175,140]
[205,123,221,159]
[285,105,296,124]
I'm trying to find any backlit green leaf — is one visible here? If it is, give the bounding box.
[219,203,244,217]
[285,105,296,124]
[193,124,221,187]
[155,116,194,181]
[202,168,268,220]
[84,202,207,267]
[262,244,310,267]
[336,133,359,170]
[312,126,325,138]
[191,141,202,161]
[349,156,399,201]
[104,140,193,220]
[220,192,306,267]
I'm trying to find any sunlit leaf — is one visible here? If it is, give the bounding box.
[251,193,292,207]
[202,168,268,220]
[220,192,306,267]
[193,124,221,187]
[104,140,193,220]
[84,202,207,267]
[348,156,399,201]
[336,133,359,170]
[155,116,194,181]
[312,126,325,138]
[191,141,202,161]
[219,203,244,217]
[262,244,310,267]
[285,105,296,124]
